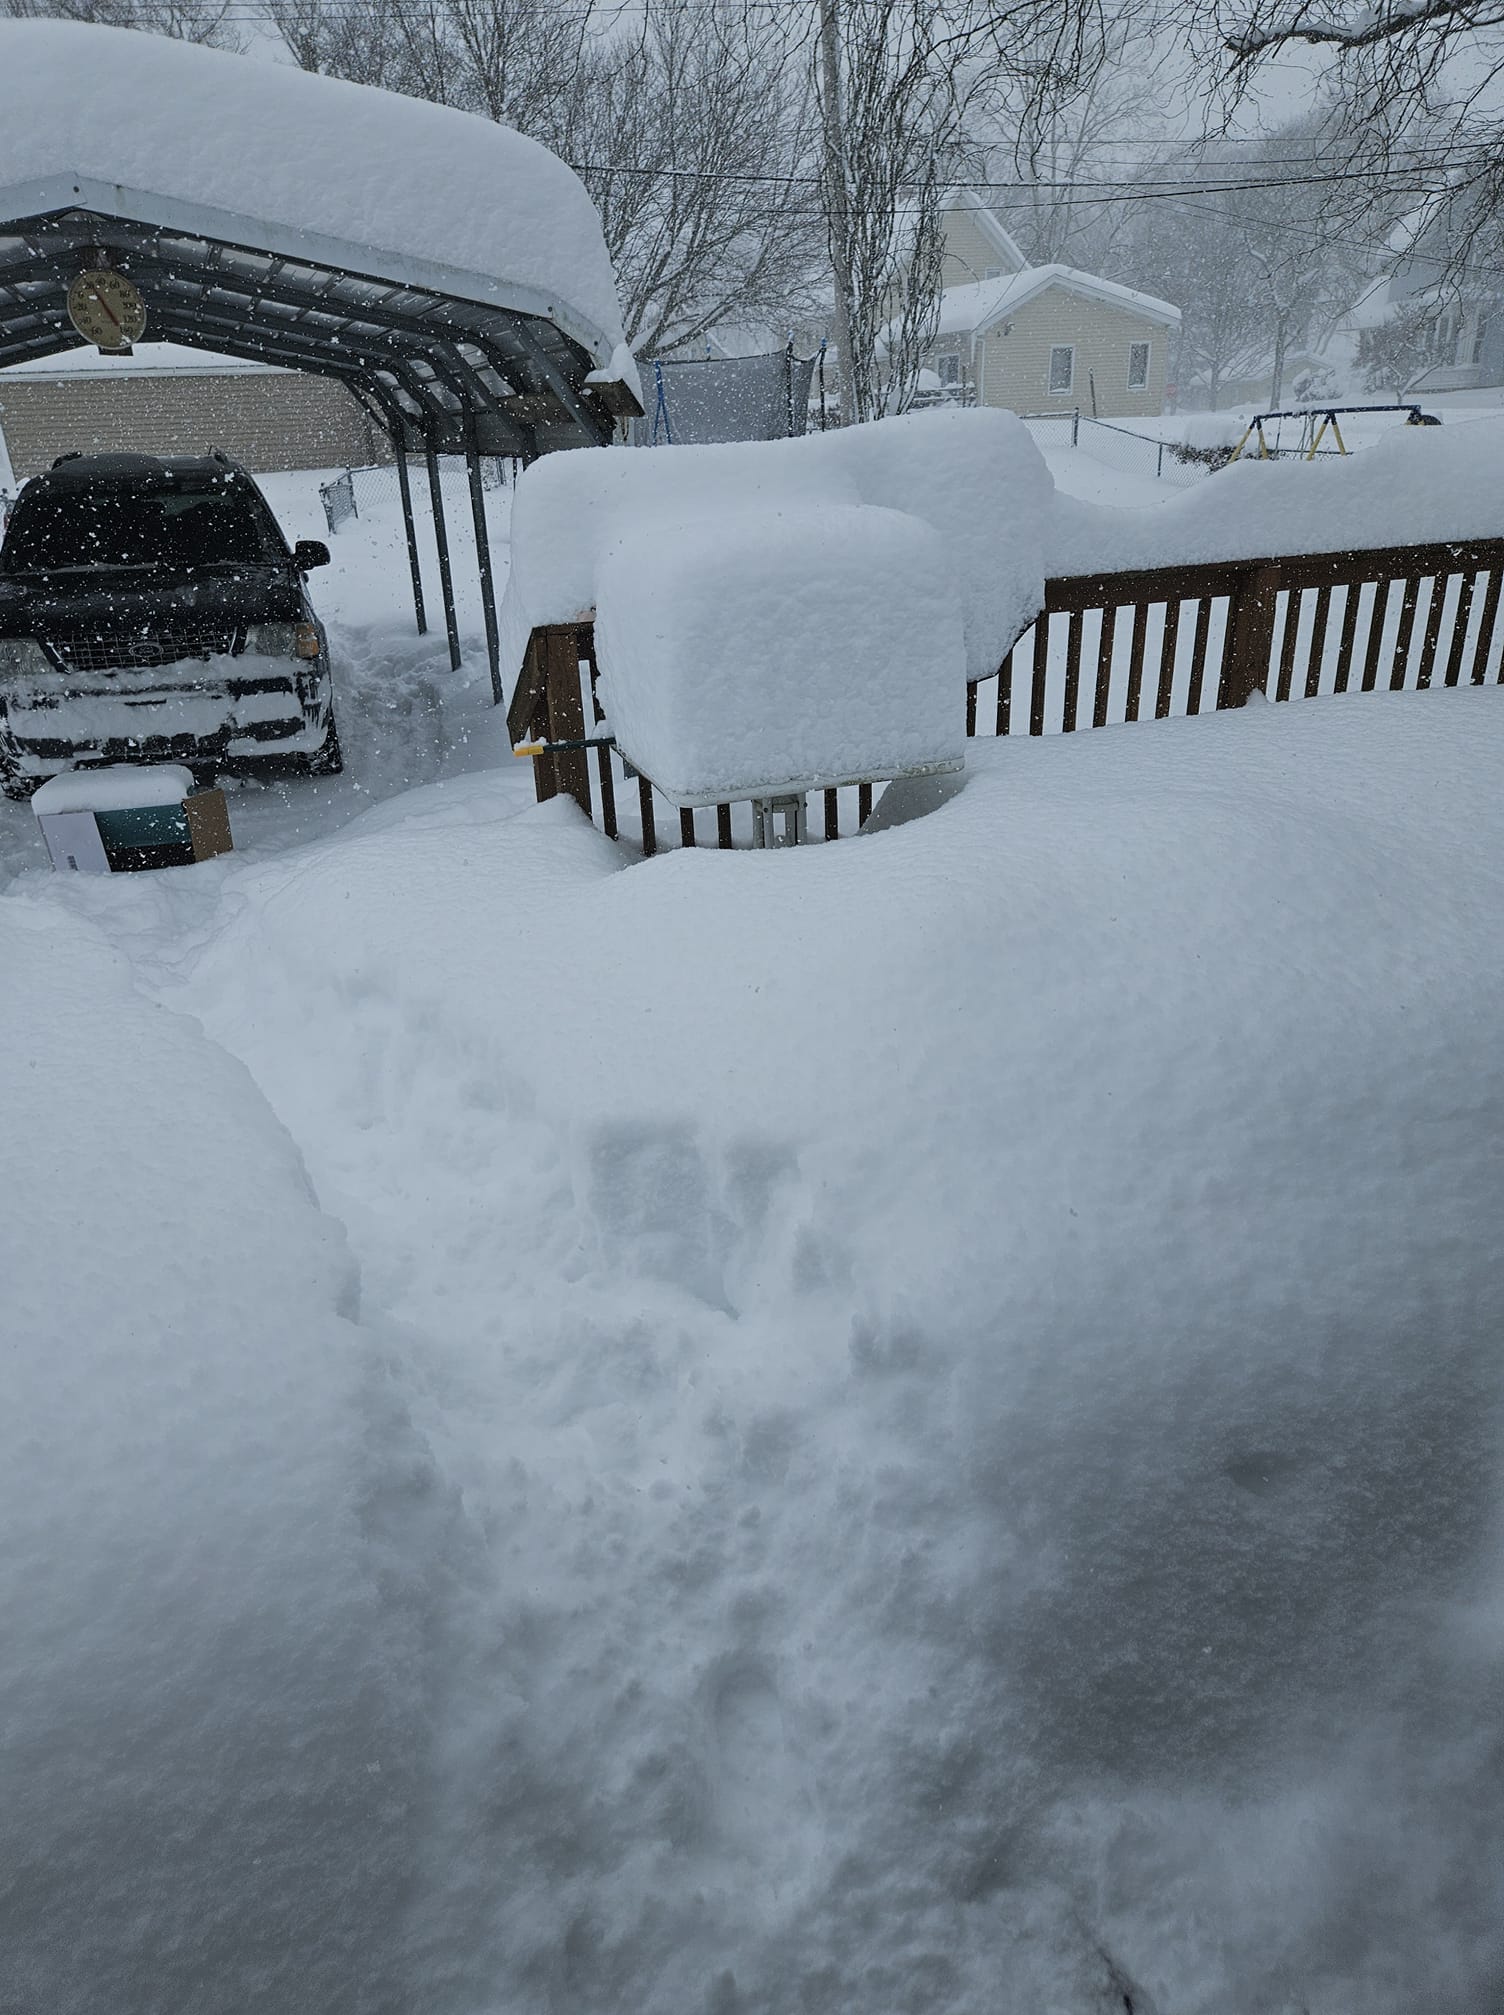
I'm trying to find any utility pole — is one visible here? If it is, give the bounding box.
[817,0,859,425]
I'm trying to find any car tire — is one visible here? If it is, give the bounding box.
[307,712,344,777]
[1,749,42,802]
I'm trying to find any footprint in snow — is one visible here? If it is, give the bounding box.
[707,1657,821,1890]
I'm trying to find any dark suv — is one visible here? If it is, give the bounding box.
[0,452,341,798]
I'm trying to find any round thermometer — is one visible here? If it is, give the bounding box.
[67,268,147,351]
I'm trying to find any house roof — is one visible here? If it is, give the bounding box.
[1343,275,1398,333]
[941,190,1028,275]
[934,265,1181,340]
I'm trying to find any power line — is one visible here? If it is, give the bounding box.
[559,157,1461,201]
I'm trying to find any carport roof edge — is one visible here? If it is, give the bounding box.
[0,174,613,367]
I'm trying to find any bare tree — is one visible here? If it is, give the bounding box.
[1226,119,1371,404]
[1357,300,1441,395]
[1206,0,1504,289]
[1219,0,1504,76]
[268,0,820,359]
[262,0,592,119]
[1121,118,1375,407]
[816,0,975,421]
[264,0,415,90]
[563,8,822,356]
[815,0,1129,423]
[982,24,1172,272]
[260,0,408,84]
[0,0,238,44]
[1127,168,1270,406]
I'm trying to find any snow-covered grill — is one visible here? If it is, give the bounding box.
[45,624,244,675]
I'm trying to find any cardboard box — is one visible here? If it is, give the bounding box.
[34,767,234,874]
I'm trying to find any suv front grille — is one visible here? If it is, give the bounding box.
[46,621,244,675]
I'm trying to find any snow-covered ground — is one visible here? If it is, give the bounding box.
[4,449,1504,2013]
[1031,405,1504,510]
[1091,397,1504,458]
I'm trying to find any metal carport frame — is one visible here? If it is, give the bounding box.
[0,196,637,699]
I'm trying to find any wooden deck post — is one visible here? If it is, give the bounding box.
[539,626,591,815]
[1219,563,1281,708]
[507,623,593,815]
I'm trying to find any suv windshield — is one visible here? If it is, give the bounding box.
[1,480,285,574]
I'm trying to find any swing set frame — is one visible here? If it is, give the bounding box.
[1228,403,1440,463]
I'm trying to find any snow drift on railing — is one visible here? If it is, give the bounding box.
[499,407,1051,693]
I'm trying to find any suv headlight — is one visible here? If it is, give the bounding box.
[0,636,51,685]
[244,622,322,661]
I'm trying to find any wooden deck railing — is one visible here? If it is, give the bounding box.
[511,537,1504,850]
[508,622,886,852]
[971,538,1504,741]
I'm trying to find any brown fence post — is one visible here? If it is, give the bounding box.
[506,631,554,805]
[540,624,591,814]
[1219,563,1281,708]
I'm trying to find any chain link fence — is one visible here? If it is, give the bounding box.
[1019,410,1206,490]
[320,454,516,535]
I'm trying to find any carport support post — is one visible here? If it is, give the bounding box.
[421,439,463,673]
[393,438,428,636]
[425,437,462,671]
[465,438,503,704]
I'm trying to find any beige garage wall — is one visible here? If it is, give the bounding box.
[0,369,390,481]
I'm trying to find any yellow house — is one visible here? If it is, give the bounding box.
[916,196,1181,420]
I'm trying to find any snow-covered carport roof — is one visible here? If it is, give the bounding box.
[0,20,641,461]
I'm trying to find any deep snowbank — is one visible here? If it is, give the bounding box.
[597,503,965,796]
[119,686,1504,2014]
[498,408,1051,694]
[1052,419,1504,575]
[0,905,442,2012]
[500,418,1504,778]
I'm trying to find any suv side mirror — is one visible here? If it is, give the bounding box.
[294,539,331,570]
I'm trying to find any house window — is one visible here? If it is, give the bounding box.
[1127,341,1151,390]
[1048,345,1075,394]
[1473,313,1490,366]
[937,353,962,386]
[983,267,1001,280]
